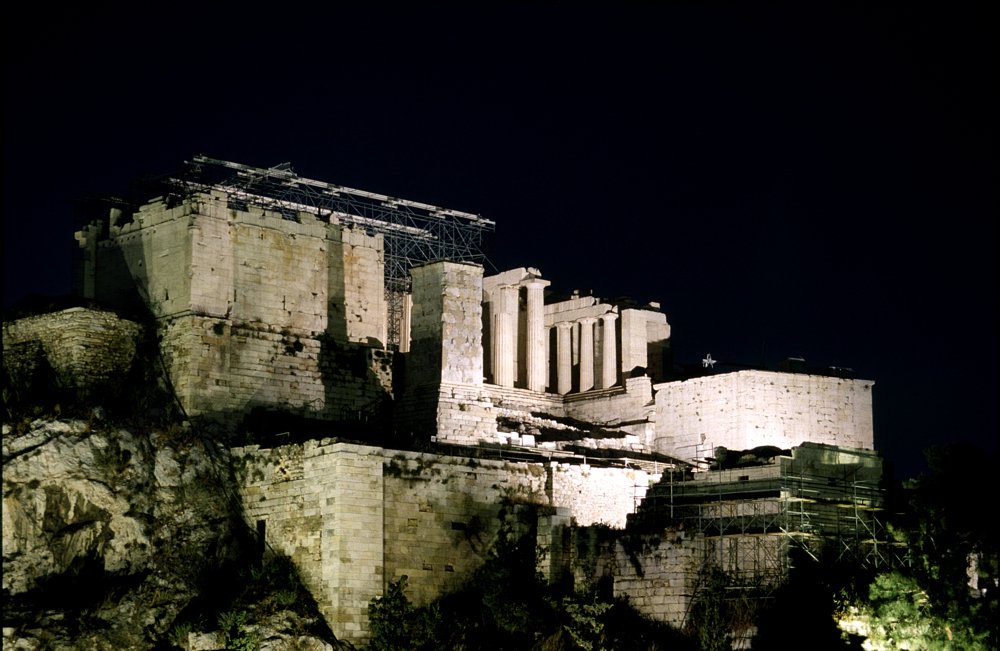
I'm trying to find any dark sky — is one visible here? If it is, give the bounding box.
[3,3,996,481]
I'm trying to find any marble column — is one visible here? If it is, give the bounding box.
[600,313,618,389]
[578,317,596,392]
[523,279,550,392]
[556,322,573,395]
[492,284,518,387]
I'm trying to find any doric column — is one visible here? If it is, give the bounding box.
[556,322,573,395]
[600,312,618,389]
[578,317,596,392]
[491,284,518,387]
[523,278,550,392]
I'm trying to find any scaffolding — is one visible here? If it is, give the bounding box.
[155,155,495,348]
[631,443,908,633]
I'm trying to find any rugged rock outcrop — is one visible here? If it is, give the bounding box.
[1,416,345,650]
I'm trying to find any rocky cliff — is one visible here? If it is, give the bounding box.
[2,416,347,650]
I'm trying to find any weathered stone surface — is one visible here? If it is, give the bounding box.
[46,164,884,647]
[2,308,141,393]
[76,191,389,427]
[232,436,662,643]
[2,419,242,649]
[653,370,875,456]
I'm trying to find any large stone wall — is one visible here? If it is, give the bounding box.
[564,376,657,448]
[233,441,384,641]
[608,529,703,629]
[380,451,548,607]
[549,463,654,528]
[158,315,393,423]
[652,370,874,460]
[79,191,389,424]
[2,308,141,393]
[232,439,653,643]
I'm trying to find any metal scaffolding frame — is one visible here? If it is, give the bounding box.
[156,155,495,348]
[631,446,909,635]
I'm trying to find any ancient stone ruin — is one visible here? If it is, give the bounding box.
[4,156,894,645]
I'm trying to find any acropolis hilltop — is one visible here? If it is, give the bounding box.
[3,156,892,645]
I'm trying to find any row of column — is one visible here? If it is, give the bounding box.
[490,279,549,392]
[553,312,617,395]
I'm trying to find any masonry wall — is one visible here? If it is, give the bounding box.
[403,262,489,441]
[381,451,548,607]
[83,191,389,424]
[234,441,384,641]
[157,315,393,423]
[564,376,657,450]
[92,198,193,315]
[548,463,653,528]
[621,309,657,376]
[431,382,499,444]
[2,308,141,392]
[435,377,657,451]
[653,370,875,461]
[408,261,484,386]
[482,384,566,419]
[609,529,702,629]
[232,439,653,643]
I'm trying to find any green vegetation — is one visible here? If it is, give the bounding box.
[834,444,998,650]
[218,609,262,651]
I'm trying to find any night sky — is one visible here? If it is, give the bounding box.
[3,4,996,482]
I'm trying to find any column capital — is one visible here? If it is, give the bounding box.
[521,277,551,290]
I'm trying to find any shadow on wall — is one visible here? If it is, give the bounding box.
[71,205,401,444]
[205,334,397,447]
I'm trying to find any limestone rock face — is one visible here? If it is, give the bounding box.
[2,418,242,649]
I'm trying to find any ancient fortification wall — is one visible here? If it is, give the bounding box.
[47,161,885,646]
[78,191,391,423]
[609,529,703,629]
[652,370,874,460]
[2,308,141,391]
[233,439,655,643]
[156,316,393,424]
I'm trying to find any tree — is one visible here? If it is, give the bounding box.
[837,444,998,650]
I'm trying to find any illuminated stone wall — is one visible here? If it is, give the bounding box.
[156,315,392,422]
[77,191,389,423]
[232,439,653,643]
[609,529,703,628]
[2,307,141,392]
[652,370,874,461]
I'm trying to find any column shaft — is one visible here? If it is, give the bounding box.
[578,317,596,392]
[556,322,573,395]
[523,279,550,392]
[601,313,618,389]
[491,284,518,387]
